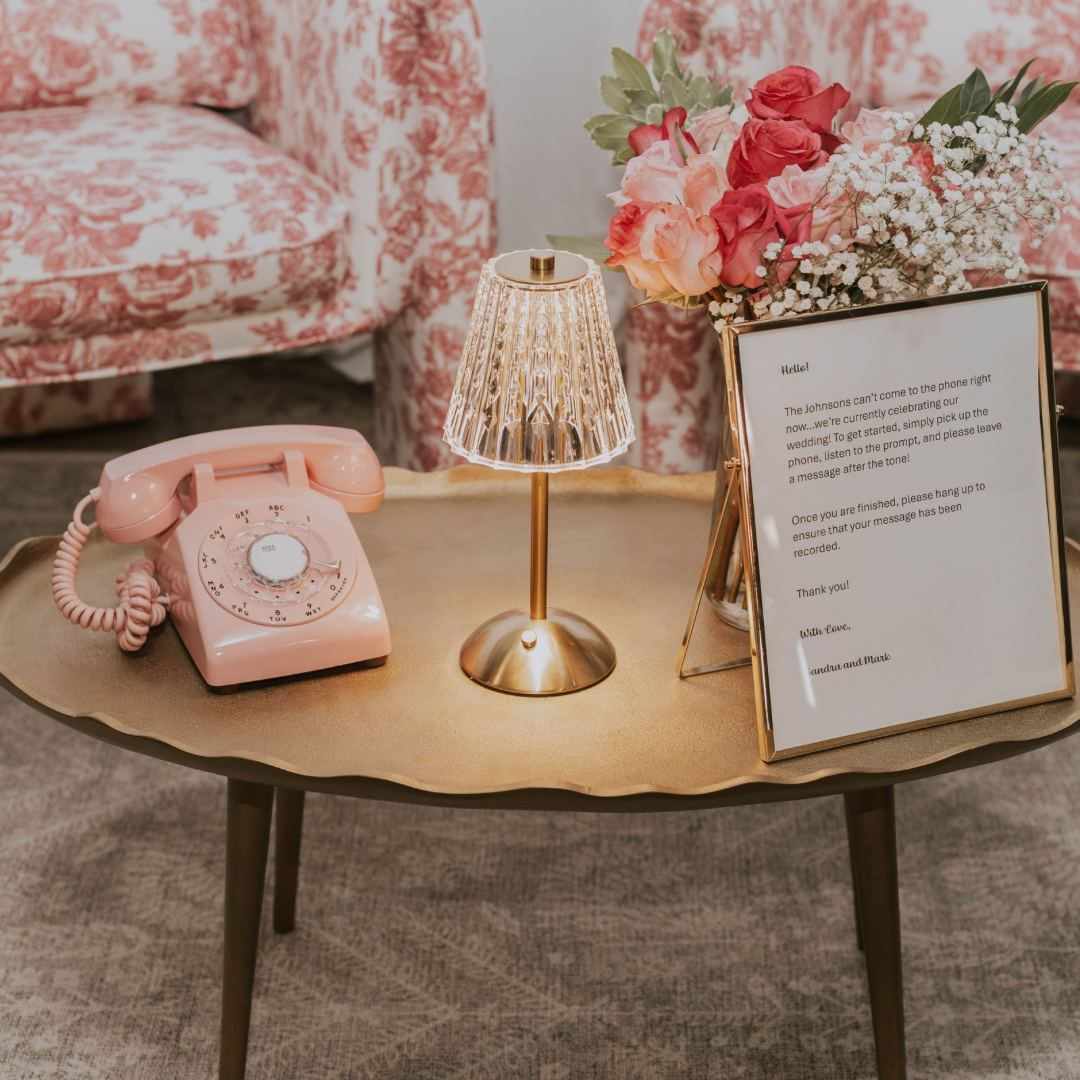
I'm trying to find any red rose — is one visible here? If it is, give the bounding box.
[726,118,826,188]
[710,184,812,288]
[628,106,699,164]
[748,66,851,142]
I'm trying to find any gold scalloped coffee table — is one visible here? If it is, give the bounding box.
[2,467,1078,1080]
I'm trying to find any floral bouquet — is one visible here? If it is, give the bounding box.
[550,31,1076,327]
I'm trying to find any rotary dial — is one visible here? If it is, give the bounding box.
[199,506,355,625]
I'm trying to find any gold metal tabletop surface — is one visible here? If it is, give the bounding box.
[2,466,1078,802]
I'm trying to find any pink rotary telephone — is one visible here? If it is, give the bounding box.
[52,425,391,687]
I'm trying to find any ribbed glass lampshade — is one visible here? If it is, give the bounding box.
[443,250,635,471]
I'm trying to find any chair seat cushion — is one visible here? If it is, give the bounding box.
[0,105,349,347]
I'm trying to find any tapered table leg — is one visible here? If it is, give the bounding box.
[844,795,866,951]
[220,778,273,1080]
[845,786,906,1080]
[274,787,305,934]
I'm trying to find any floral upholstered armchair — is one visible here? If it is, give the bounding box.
[0,0,494,470]
[626,0,1080,473]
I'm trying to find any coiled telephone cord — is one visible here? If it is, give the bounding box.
[52,492,169,652]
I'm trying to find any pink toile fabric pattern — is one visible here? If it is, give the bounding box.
[0,0,257,110]
[0,0,495,466]
[0,106,348,351]
[247,0,496,470]
[628,0,1080,472]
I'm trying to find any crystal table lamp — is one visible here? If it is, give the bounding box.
[443,249,635,695]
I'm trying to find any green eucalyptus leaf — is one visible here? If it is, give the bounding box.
[599,75,629,114]
[612,145,636,165]
[660,70,691,111]
[715,82,735,108]
[651,28,681,84]
[612,47,653,91]
[645,102,666,126]
[544,234,617,267]
[1016,73,1046,110]
[1014,80,1078,133]
[989,58,1036,108]
[915,82,964,132]
[957,67,991,117]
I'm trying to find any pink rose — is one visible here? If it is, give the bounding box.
[680,152,730,215]
[726,118,827,189]
[710,184,812,288]
[604,200,672,294]
[904,141,941,191]
[638,203,722,296]
[609,140,683,207]
[840,107,892,153]
[748,66,850,143]
[687,104,742,158]
[767,164,855,245]
[628,106,699,163]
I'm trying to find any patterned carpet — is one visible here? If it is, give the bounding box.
[2,699,1079,1079]
[2,358,1080,1078]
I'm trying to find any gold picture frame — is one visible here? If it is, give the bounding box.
[679,281,1074,760]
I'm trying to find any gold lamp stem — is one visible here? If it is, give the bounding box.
[457,468,615,694]
[530,473,548,620]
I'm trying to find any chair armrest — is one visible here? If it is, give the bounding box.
[247,0,495,324]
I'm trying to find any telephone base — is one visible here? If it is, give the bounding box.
[204,654,390,695]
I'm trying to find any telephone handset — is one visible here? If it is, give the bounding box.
[53,425,391,687]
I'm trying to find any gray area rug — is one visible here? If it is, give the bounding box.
[1,689,1078,1079]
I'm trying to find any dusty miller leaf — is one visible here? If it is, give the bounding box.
[651,28,681,84]
[599,75,628,114]
[660,70,691,111]
[612,47,653,91]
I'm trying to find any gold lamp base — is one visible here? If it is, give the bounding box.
[459,608,616,695]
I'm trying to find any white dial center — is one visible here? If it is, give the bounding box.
[246,532,309,585]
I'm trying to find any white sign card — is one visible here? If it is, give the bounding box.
[724,282,1072,759]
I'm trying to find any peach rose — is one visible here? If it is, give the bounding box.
[687,104,742,158]
[840,107,892,153]
[680,153,730,215]
[767,164,855,245]
[609,140,683,207]
[638,203,722,296]
[604,200,672,294]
